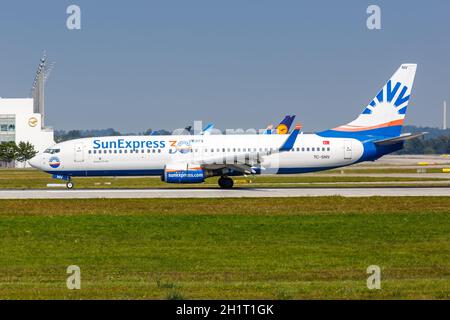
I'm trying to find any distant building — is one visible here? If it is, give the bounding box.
[0,98,55,152]
[0,55,55,167]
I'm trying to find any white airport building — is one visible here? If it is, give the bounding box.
[0,98,55,152]
[0,55,55,167]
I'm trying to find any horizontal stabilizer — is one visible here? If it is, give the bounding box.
[373,132,426,146]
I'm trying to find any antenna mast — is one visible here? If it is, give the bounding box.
[31,53,55,128]
[443,101,447,130]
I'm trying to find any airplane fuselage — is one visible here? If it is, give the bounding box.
[30,133,382,179]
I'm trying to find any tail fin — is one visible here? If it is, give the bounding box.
[263,124,274,135]
[325,64,417,138]
[276,115,296,134]
[201,123,214,135]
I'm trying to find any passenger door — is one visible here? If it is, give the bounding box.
[74,143,85,162]
[344,140,352,160]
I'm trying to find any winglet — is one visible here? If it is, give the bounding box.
[279,124,301,151]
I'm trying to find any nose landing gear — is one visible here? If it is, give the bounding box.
[51,174,74,189]
[218,176,234,189]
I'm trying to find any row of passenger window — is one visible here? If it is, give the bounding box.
[292,147,330,152]
[89,149,162,155]
[88,146,331,155]
[193,147,331,153]
[194,147,274,153]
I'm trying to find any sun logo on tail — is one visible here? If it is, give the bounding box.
[362,80,410,116]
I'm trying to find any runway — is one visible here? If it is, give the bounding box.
[1,187,449,199]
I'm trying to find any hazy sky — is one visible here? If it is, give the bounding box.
[0,0,449,132]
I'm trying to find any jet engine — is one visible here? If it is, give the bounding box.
[162,163,205,184]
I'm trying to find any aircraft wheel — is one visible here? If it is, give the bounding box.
[218,177,234,189]
[66,182,74,189]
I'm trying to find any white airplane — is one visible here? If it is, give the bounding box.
[29,64,424,189]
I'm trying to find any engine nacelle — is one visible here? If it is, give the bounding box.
[162,163,205,184]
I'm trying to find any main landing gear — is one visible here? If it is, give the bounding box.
[218,176,234,189]
[66,181,74,189]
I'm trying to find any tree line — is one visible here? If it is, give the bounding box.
[0,141,37,167]
[397,135,450,155]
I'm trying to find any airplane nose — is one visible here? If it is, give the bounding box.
[28,155,41,169]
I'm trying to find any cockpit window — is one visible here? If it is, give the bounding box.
[44,148,60,154]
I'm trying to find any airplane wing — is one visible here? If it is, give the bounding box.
[373,132,426,146]
[199,124,302,174]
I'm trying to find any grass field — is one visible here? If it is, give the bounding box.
[0,197,448,299]
[1,169,450,189]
